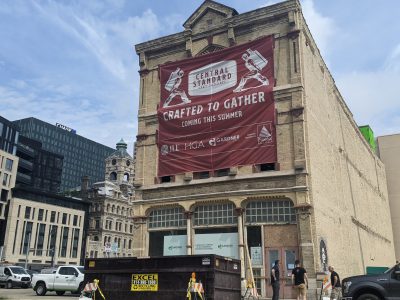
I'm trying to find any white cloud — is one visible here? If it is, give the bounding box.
[337,47,400,136]
[301,0,335,59]
[0,0,173,154]
[297,0,400,137]
[385,43,400,72]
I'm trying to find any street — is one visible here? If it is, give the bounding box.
[0,288,78,300]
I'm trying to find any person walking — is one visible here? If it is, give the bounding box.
[291,260,308,300]
[271,260,280,300]
[328,266,341,300]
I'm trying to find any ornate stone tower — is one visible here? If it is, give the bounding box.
[85,139,135,258]
[105,139,135,186]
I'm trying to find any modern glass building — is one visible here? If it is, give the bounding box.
[16,135,64,193]
[14,118,114,191]
[0,116,19,155]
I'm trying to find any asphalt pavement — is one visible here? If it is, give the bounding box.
[0,288,78,300]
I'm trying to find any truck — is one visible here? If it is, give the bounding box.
[32,265,84,296]
[341,264,400,300]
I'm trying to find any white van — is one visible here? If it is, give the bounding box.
[0,266,31,288]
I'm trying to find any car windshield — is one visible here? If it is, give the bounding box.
[10,267,28,274]
[77,267,84,274]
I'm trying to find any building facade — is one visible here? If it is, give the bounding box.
[14,117,114,191]
[131,1,395,299]
[377,134,400,260]
[0,116,19,156]
[0,150,19,255]
[1,186,89,268]
[16,135,63,193]
[85,139,135,258]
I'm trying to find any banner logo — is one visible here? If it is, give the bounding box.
[257,124,273,144]
[164,67,191,108]
[233,48,269,93]
[189,60,237,96]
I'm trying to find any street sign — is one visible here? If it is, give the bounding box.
[250,246,263,266]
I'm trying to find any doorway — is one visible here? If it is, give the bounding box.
[266,247,298,299]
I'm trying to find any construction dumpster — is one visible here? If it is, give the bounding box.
[83,255,241,300]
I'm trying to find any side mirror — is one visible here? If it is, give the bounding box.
[75,272,79,277]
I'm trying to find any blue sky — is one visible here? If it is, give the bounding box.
[0,0,399,154]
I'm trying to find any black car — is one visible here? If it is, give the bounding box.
[342,264,400,300]
[25,269,39,279]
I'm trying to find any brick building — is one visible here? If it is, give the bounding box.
[131,1,395,298]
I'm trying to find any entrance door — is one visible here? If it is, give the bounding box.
[266,247,298,299]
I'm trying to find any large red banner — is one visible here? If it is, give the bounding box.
[157,35,276,176]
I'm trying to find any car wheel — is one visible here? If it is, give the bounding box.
[56,291,65,296]
[357,294,381,300]
[6,280,13,289]
[35,283,47,296]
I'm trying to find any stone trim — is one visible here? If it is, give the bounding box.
[133,186,307,204]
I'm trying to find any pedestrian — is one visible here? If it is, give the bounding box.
[291,259,308,300]
[271,260,280,300]
[328,266,341,300]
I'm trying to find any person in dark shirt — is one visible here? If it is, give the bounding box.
[291,260,308,300]
[328,266,341,300]
[271,260,280,300]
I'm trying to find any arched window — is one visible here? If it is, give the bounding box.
[114,237,118,243]
[122,207,125,215]
[194,203,237,226]
[110,172,117,181]
[117,206,120,214]
[112,205,115,213]
[93,236,99,241]
[128,240,132,249]
[123,239,126,249]
[148,207,186,229]
[104,236,107,245]
[106,219,112,230]
[245,199,296,224]
[108,236,111,242]
[123,173,129,182]
[118,238,121,247]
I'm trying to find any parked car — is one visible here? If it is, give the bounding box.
[342,264,400,299]
[32,265,84,296]
[0,266,31,288]
[25,269,39,279]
